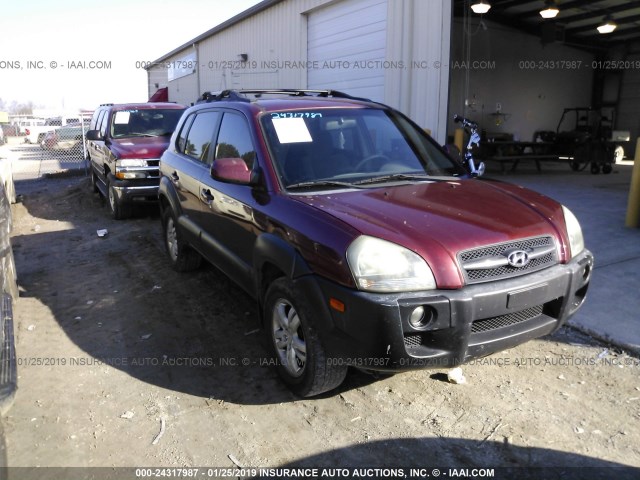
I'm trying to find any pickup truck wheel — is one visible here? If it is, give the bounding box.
[162,209,201,272]
[265,278,347,397]
[107,181,131,220]
[91,171,99,193]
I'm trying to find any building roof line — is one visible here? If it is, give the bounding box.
[145,0,284,68]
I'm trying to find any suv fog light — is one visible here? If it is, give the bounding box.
[409,306,425,328]
[408,306,437,329]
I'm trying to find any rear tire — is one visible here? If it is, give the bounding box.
[162,208,201,272]
[264,277,347,397]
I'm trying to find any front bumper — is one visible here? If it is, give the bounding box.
[295,249,593,371]
[109,176,160,205]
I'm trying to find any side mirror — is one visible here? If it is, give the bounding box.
[211,158,257,185]
[86,130,103,141]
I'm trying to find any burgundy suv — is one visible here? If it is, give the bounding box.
[86,102,186,219]
[159,90,593,397]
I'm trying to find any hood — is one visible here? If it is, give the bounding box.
[292,179,567,289]
[110,136,171,159]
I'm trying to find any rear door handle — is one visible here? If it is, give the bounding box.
[201,189,214,205]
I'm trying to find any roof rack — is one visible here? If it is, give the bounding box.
[197,89,373,104]
[199,90,250,103]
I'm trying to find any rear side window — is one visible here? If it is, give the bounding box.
[183,111,220,163]
[215,113,256,169]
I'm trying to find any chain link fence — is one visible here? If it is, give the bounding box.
[1,112,93,181]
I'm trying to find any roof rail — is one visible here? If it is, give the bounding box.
[99,103,114,107]
[198,90,251,103]
[241,89,373,102]
[197,89,374,104]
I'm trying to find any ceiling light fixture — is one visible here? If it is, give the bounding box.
[540,0,559,19]
[597,15,617,34]
[470,1,491,15]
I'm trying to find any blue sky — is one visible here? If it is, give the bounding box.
[0,0,262,112]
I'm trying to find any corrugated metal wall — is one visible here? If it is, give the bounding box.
[147,66,169,100]
[146,0,452,141]
[384,0,451,143]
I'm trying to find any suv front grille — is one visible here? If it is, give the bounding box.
[470,305,544,333]
[459,236,558,284]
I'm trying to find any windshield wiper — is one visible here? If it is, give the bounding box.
[286,180,365,190]
[352,173,438,185]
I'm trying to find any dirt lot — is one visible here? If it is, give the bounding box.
[4,176,640,477]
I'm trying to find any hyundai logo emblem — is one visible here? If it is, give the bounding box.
[507,250,530,268]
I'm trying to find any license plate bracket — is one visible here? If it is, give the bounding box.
[507,283,549,310]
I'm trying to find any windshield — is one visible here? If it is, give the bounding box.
[260,108,464,189]
[110,108,185,138]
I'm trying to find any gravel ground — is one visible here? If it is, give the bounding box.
[4,176,640,479]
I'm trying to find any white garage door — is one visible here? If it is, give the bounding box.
[307,0,387,102]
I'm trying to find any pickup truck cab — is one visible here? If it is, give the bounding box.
[24,116,80,145]
[159,89,593,397]
[86,103,185,219]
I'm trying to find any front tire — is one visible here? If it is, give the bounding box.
[162,208,201,272]
[107,181,131,220]
[91,170,99,193]
[264,278,347,397]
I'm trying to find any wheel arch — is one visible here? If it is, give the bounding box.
[253,233,312,309]
[158,175,184,218]
[253,233,341,353]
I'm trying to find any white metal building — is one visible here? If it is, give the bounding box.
[146,0,452,143]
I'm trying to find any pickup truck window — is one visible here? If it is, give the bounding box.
[110,109,184,139]
[99,111,109,137]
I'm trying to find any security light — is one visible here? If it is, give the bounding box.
[597,15,617,34]
[540,0,559,19]
[470,1,491,15]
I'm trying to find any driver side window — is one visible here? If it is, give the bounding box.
[215,113,256,170]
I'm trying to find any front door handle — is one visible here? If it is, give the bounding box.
[171,171,180,182]
[201,189,214,205]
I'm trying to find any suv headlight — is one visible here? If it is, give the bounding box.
[562,205,584,258]
[346,236,436,292]
[115,159,150,179]
[117,159,148,168]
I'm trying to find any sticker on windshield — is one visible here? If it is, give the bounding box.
[272,117,313,144]
[271,112,322,119]
[114,111,131,124]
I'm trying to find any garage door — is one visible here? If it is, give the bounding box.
[307,0,387,102]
